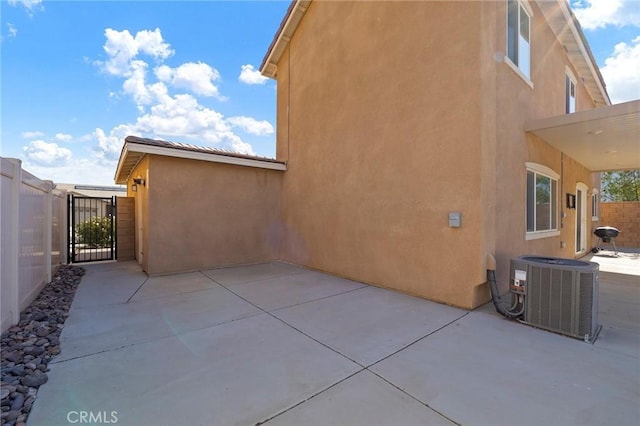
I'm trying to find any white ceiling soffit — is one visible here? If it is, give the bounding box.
[525,100,640,172]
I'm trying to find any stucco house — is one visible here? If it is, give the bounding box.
[115,0,640,309]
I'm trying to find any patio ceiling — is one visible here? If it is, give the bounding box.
[525,100,640,172]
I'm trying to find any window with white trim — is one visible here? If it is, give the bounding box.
[591,190,599,220]
[507,0,531,80]
[565,72,576,114]
[526,163,559,236]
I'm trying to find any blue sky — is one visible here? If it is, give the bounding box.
[1,0,639,185]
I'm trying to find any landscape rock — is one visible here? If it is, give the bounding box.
[21,372,48,388]
[35,328,50,338]
[10,394,24,411]
[23,346,44,357]
[35,338,49,347]
[31,312,48,322]
[23,397,34,410]
[8,366,25,377]
[4,352,22,363]
[5,410,21,421]
[0,265,84,424]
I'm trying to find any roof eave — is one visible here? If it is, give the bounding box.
[114,143,134,185]
[259,0,311,79]
[115,140,287,185]
[535,0,611,107]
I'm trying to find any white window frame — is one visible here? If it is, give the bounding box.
[565,67,576,114]
[591,189,599,221]
[575,182,589,254]
[525,162,560,240]
[506,0,533,85]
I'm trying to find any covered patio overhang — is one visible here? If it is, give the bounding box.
[525,100,640,172]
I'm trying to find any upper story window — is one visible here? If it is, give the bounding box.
[566,71,576,113]
[526,163,559,239]
[507,0,531,80]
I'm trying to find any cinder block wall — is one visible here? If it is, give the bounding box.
[600,202,640,248]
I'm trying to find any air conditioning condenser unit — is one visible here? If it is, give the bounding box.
[510,256,601,343]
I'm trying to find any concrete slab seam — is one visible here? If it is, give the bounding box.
[49,342,140,365]
[268,284,369,313]
[127,285,228,305]
[199,270,370,316]
[255,308,468,426]
[368,311,471,369]
[216,270,307,287]
[366,369,461,425]
[199,264,307,287]
[204,273,367,367]
[125,276,149,303]
[52,311,267,365]
[255,369,365,425]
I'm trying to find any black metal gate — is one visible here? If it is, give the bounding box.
[68,195,116,263]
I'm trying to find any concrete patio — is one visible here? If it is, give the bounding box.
[29,250,639,425]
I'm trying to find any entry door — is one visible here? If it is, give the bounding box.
[576,183,588,253]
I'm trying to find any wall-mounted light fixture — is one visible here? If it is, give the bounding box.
[566,193,576,209]
[133,178,145,186]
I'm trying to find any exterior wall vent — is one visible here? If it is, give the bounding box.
[510,256,601,343]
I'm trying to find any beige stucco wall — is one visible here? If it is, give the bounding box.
[128,156,150,273]
[273,1,603,308]
[141,155,283,275]
[492,0,601,292]
[276,1,488,308]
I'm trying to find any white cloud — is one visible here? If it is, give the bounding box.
[572,0,640,30]
[7,23,17,38]
[90,89,257,162]
[22,130,45,139]
[55,133,73,142]
[226,116,274,136]
[239,64,268,85]
[99,28,173,77]
[601,36,640,103]
[94,125,134,161]
[154,65,173,82]
[22,158,118,186]
[122,60,153,107]
[87,27,276,164]
[77,133,94,143]
[23,140,72,166]
[7,0,43,14]
[154,62,224,98]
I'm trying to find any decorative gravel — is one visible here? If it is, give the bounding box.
[1,265,85,426]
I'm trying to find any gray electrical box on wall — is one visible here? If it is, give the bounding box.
[448,212,462,228]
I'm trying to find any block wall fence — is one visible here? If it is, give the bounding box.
[600,202,640,248]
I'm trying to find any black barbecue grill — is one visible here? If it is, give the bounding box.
[593,226,620,254]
